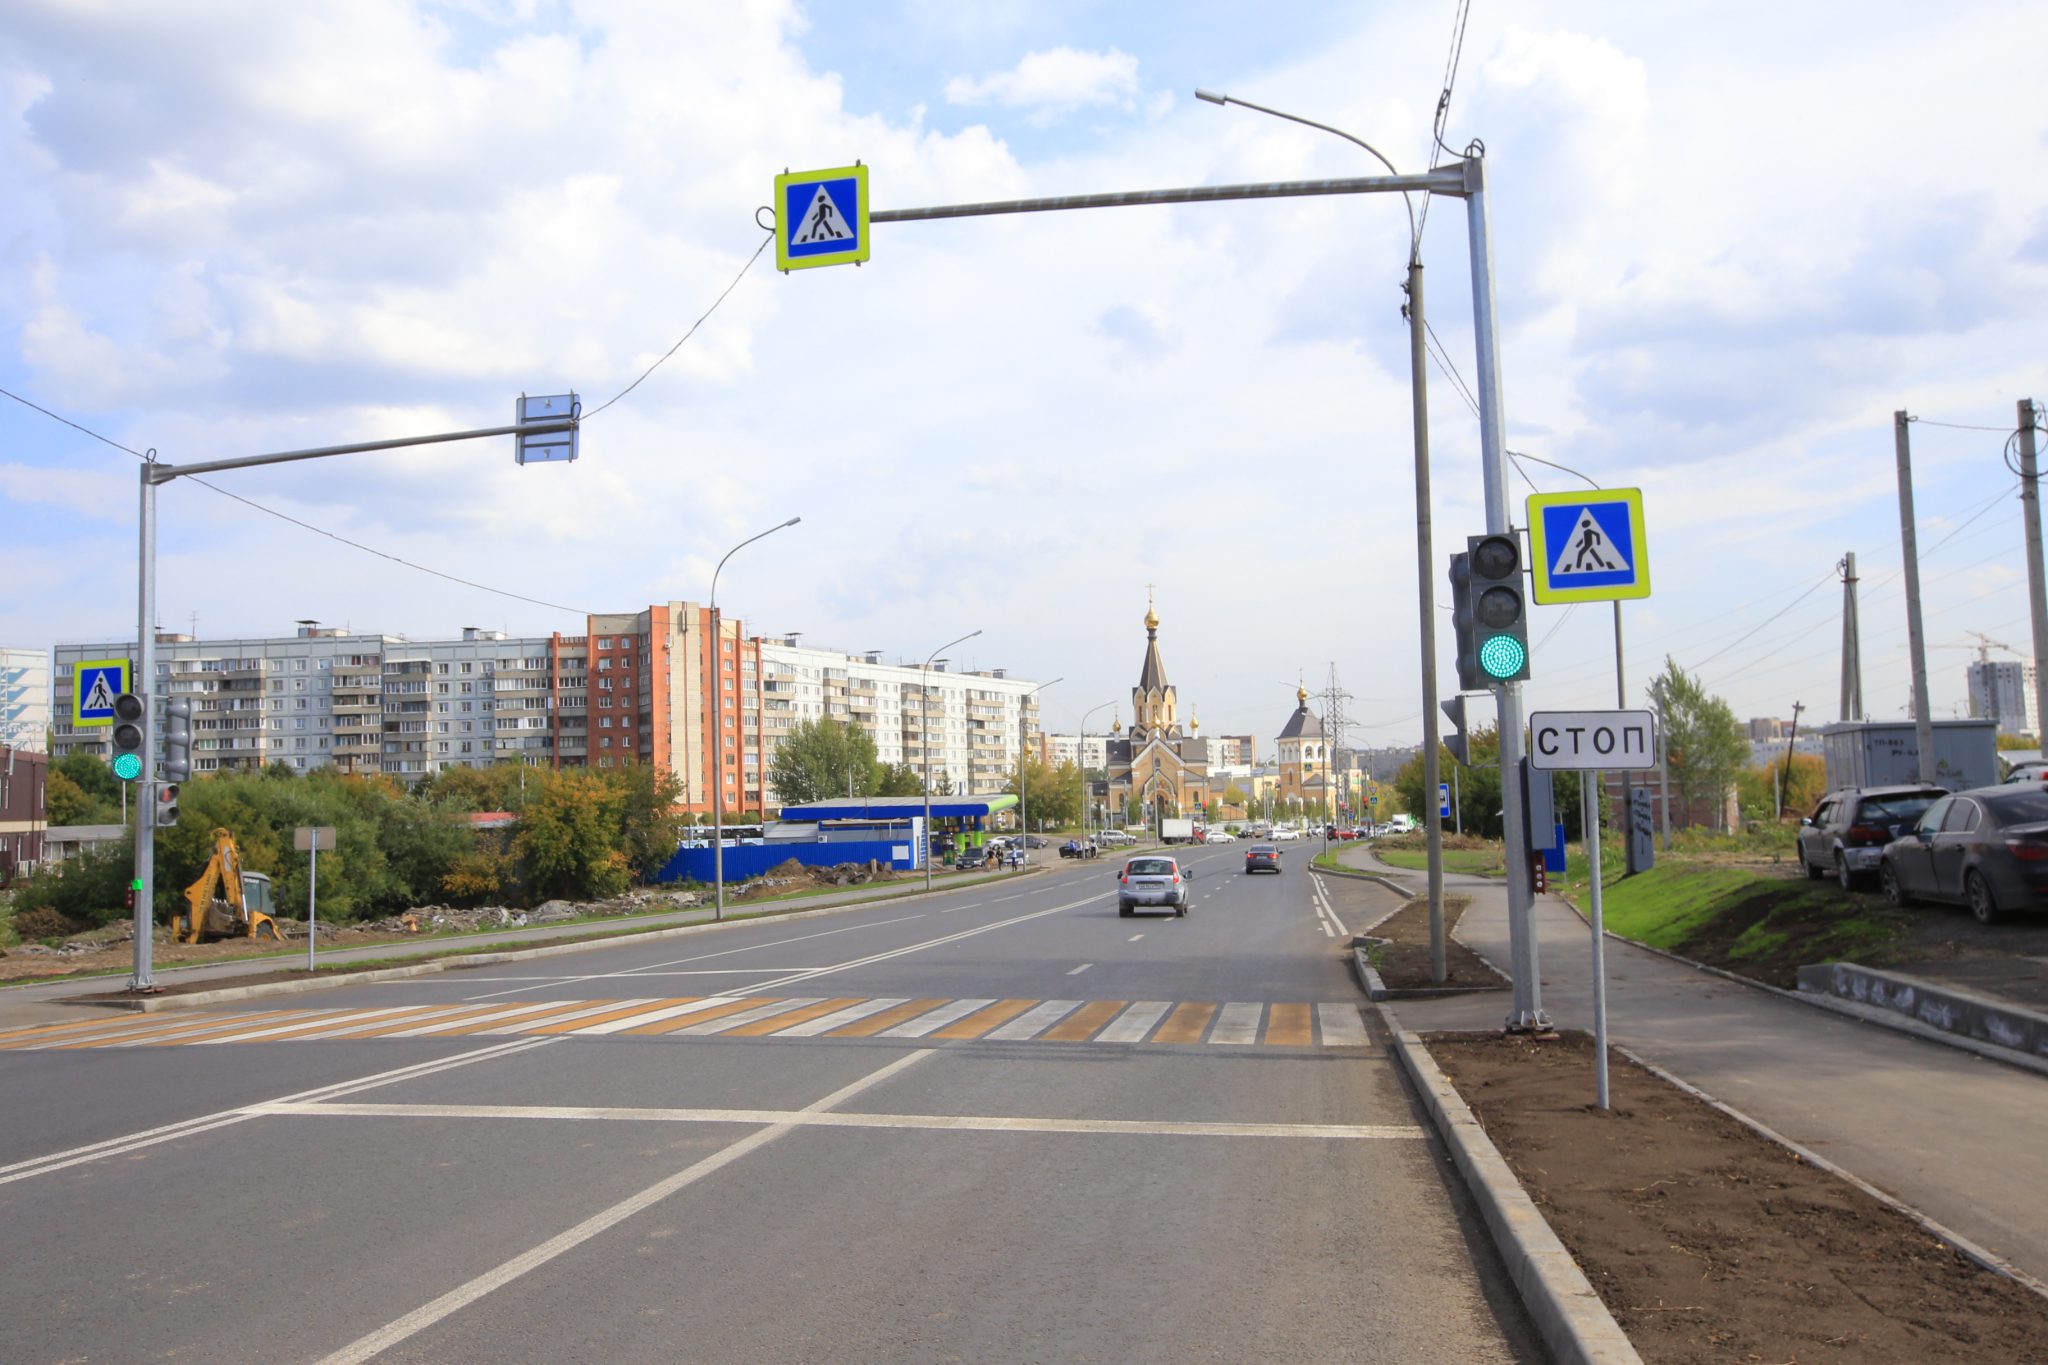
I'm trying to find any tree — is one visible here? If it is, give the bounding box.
[769,718,880,807]
[932,769,956,798]
[1648,657,1749,831]
[1737,753,1825,823]
[1002,755,1081,830]
[49,753,121,825]
[516,769,631,902]
[1221,783,1248,813]
[873,761,923,797]
[608,761,688,879]
[43,769,100,827]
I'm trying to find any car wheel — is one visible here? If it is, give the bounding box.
[1880,861,1912,908]
[1835,854,1857,891]
[1118,902,1133,918]
[1966,872,2001,926]
[1802,849,1824,881]
[1175,901,1187,917]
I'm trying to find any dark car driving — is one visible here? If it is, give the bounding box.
[1798,785,1949,889]
[1880,785,2048,924]
[1244,844,1281,874]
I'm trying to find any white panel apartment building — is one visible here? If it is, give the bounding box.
[1044,733,1109,771]
[1,646,50,752]
[51,621,1045,800]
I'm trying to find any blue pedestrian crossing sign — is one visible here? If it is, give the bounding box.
[775,164,870,272]
[1526,487,1651,605]
[73,658,130,727]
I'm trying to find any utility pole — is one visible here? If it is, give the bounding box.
[2018,400,2048,746]
[1895,412,1937,784]
[1775,701,1804,819]
[1838,553,1863,721]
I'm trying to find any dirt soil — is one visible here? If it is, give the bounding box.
[0,923,435,986]
[1366,893,1508,992]
[1888,907,2048,1011]
[1427,1031,2048,1364]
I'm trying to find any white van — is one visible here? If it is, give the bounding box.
[1387,814,1416,834]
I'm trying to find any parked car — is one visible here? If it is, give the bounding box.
[1023,834,1050,849]
[1387,815,1416,835]
[1097,829,1136,846]
[1798,784,1950,888]
[1204,829,1236,844]
[1244,844,1281,874]
[1880,786,2048,923]
[1059,838,1099,859]
[2004,762,2048,784]
[1270,828,1300,842]
[1117,855,1193,917]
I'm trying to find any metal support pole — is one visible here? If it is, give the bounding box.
[1464,156,1544,1030]
[1582,769,1610,1109]
[1407,258,1448,985]
[1895,412,1937,784]
[711,605,724,920]
[1840,552,1863,721]
[2018,400,2048,744]
[307,839,319,973]
[1659,726,1673,850]
[129,467,157,991]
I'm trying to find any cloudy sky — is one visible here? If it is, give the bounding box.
[4,0,2045,751]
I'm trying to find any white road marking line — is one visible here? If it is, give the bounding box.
[458,913,931,1001]
[1095,1001,1172,1044]
[1066,963,1092,976]
[738,895,1103,996]
[564,998,745,1036]
[938,901,982,915]
[313,1050,936,1365]
[1317,1004,1368,1047]
[1210,1003,1263,1045]
[879,998,995,1038]
[0,1036,557,1187]
[986,1000,1082,1041]
[261,1100,1424,1142]
[991,893,1025,902]
[663,997,827,1036]
[1128,934,1144,942]
[771,996,910,1037]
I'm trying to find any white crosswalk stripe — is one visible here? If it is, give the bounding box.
[1317,1004,1368,1047]
[664,997,828,1036]
[880,998,995,1038]
[986,999,1082,1041]
[1210,1003,1263,1045]
[569,998,745,1036]
[1094,1001,1173,1045]
[772,997,911,1037]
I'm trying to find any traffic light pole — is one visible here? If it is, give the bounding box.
[1462,157,1547,1031]
[125,412,578,993]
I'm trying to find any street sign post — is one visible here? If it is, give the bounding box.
[296,823,336,971]
[1527,488,1650,605]
[1438,783,1451,819]
[775,164,870,272]
[73,659,129,728]
[1524,708,1659,1110]
[515,393,580,464]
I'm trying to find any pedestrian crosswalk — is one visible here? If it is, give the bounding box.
[0,995,1372,1053]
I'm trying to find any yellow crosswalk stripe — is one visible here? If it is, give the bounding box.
[1152,1002,1218,1045]
[727,998,866,1037]
[528,998,693,1034]
[1265,1002,1314,1047]
[614,997,771,1036]
[823,998,950,1038]
[1041,999,1128,1042]
[930,999,1037,1040]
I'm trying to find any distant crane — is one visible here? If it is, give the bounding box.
[1935,631,2018,664]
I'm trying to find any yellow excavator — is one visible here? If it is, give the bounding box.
[173,828,285,944]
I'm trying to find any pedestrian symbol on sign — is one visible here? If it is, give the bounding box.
[1553,508,1629,577]
[792,186,850,244]
[82,673,116,715]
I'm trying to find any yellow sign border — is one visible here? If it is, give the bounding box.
[775,164,870,272]
[72,657,130,728]
[1526,488,1651,605]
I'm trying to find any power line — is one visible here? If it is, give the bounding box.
[0,385,149,458]
[581,230,773,421]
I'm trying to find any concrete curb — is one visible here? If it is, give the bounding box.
[66,870,1051,1013]
[1615,1044,2048,1305]
[1548,888,2048,1080]
[1796,961,2048,1065]
[1311,861,1412,895]
[1376,1006,1643,1365]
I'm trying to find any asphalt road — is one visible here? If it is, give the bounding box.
[0,849,1542,1363]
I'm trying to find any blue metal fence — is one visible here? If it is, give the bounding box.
[658,839,916,885]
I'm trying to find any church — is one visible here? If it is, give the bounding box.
[1102,597,1212,827]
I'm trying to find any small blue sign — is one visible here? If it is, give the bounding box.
[74,659,129,727]
[775,164,870,272]
[1438,783,1451,819]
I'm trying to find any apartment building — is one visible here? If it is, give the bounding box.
[1044,733,1109,771]
[51,607,1045,819]
[2,646,50,752]
[1969,659,2040,737]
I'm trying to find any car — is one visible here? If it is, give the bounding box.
[1270,828,1300,841]
[1387,815,1416,835]
[1798,784,1949,889]
[1880,785,2048,923]
[1059,838,1099,859]
[1244,844,1281,874]
[1117,855,1193,917]
[2005,762,2048,784]
[1097,829,1136,846]
[1204,829,1236,844]
[1023,834,1050,849]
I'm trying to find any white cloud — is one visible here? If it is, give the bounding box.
[944,47,1140,117]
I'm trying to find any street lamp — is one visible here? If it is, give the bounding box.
[1200,88,1454,990]
[1079,699,1116,842]
[1017,676,1062,867]
[711,516,801,921]
[923,629,981,891]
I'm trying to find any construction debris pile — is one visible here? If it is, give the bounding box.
[734,859,902,897]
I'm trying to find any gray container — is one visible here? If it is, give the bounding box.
[1818,719,1998,793]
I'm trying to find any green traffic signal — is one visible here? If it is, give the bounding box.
[1479,633,1528,680]
[111,692,147,782]
[112,752,143,782]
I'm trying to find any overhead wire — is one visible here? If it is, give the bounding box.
[580,229,773,421]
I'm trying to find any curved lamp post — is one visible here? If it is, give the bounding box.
[922,629,981,891]
[710,516,801,921]
[1078,699,1116,841]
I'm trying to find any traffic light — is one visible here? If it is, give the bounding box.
[154,783,180,829]
[1448,550,1478,691]
[1442,695,1471,768]
[1465,532,1531,683]
[164,697,193,782]
[110,693,146,782]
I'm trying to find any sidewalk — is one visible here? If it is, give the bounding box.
[1353,846,2048,1289]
